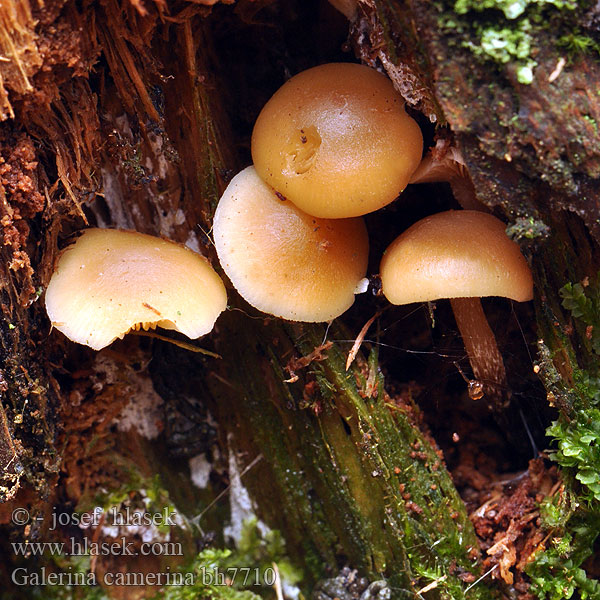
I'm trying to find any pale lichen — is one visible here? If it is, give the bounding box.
[447,0,579,84]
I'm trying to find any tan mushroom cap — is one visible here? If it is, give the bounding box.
[213,166,369,322]
[251,62,423,219]
[45,228,227,351]
[380,210,533,305]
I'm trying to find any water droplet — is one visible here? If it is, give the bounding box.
[468,380,484,400]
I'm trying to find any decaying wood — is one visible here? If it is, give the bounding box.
[0,0,41,120]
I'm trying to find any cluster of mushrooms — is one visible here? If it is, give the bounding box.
[45,62,533,404]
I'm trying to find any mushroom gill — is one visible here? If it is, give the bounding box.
[45,228,227,351]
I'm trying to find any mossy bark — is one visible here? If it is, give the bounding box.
[208,315,492,597]
[367,0,600,594]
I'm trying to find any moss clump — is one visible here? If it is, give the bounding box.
[471,22,535,84]
[158,519,303,600]
[506,216,551,241]
[547,410,600,502]
[442,0,580,84]
[557,32,600,61]
[560,277,600,358]
[526,275,600,597]
[526,493,600,599]
[541,277,600,503]
[454,0,576,20]
[26,556,109,600]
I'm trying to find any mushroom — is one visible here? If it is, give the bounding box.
[213,166,369,322]
[409,139,485,211]
[45,228,227,351]
[380,210,533,407]
[251,62,423,219]
[327,0,358,20]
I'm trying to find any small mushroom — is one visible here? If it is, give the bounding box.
[45,228,227,351]
[327,0,358,19]
[213,166,369,322]
[380,210,533,407]
[409,140,484,211]
[251,62,423,219]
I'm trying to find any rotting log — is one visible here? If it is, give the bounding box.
[0,1,597,599]
[206,316,493,597]
[358,0,600,595]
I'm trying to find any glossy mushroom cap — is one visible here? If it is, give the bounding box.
[213,166,369,322]
[45,228,227,350]
[251,63,423,219]
[380,210,533,305]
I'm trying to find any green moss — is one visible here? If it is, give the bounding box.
[80,473,182,538]
[25,556,109,600]
[526,271,600,597]
[540,277,600,503]
[443,0,579,84]
[443,19,537,84]
[506,216,551,241]
[292,335,496,599]
[157,519,303,600]
[481,25,531,59]
[527,374,600,597]
[560,277,600,358]
[454,0,576,19]
[547,409,600,502]
[526,494,600,599]
[582,115,599,134]
[557,32,600,61]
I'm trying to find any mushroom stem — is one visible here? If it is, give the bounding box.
[409,145,488,212]
[447,176,483,212]
[327,0,357,19]
[449,297,509,409]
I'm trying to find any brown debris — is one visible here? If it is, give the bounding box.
[0,0,42,120]
[0,0,98,122]
[346,311,379,371]
[0,133,45,307]
[59,345,162,503]
[96,0,164,121]
[0,133,44,218]
[285,341,333,382]
[0,400,22,500]
[406,500,424,515]
[351,0,441,121]
[60,372,131,501]
[469,458,558,589]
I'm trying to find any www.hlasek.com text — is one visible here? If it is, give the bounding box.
[12,537,183,557]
